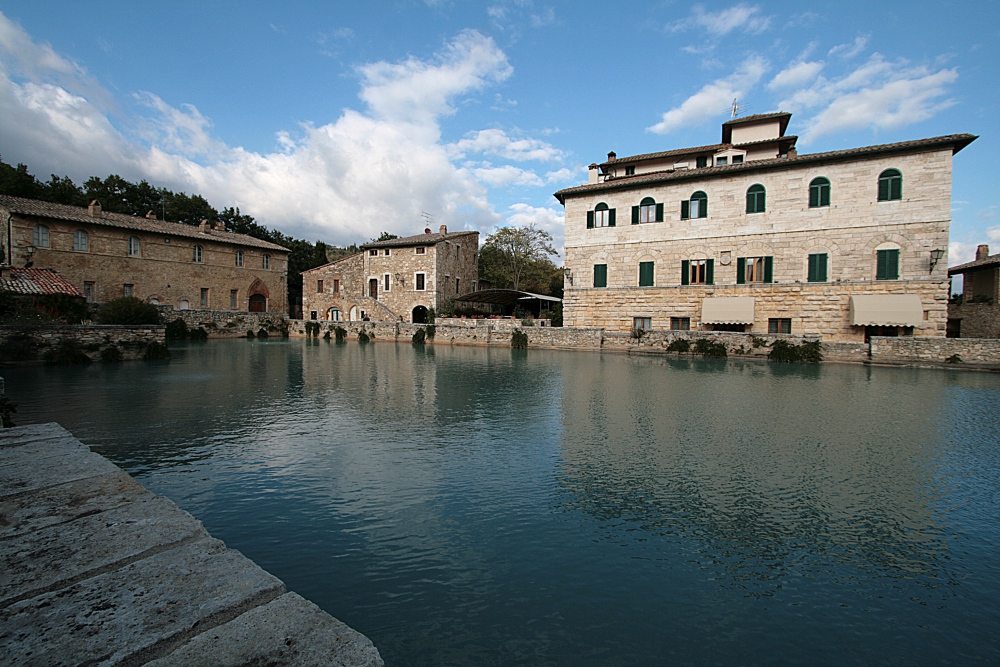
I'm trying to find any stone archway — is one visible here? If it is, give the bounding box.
[248,278,270,313]
[349,306,359,321]
[412,305,428,324]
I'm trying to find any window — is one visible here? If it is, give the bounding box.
[33,225,49,248]
[807,253,828,282]
[456,277,460,294]
[369,249,378,256]
[876,249,900,280]
[333,279,340,293]
[587,202,616,229]
[123,284,133,298]
[625,166,635,176]
[230,290,238,309]
[746,184,766,214]
[732,155,744,164]
[737,256,773,284]
[236,250,244,267]
[415,246,426,255]
[415,273,426,291]
[633,317,652,331]
[128,236,140,257]
[329,307,342,321]
[179,299,189,310]
[681,258,714,285]
[193,245,203,262]
[670,317,690,330]
[384,248,391,256]
[73,229,88,252]
[681,191,708,220]
[878,169,902,201]
[594,264,608,288]
[262,254,270,269]
[696,156,709,168]
[769,318,792,334]
[809,177,831,208]
[384,274,391,292]
[83,282,94,303]
[638,261,655,287]
[631,197,662,225]
[716,156,728,166]
[200,288,209,308]
[310,311,318,320]
[317,280,324,293]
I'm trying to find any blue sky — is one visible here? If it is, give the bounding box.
[1,1,997,265]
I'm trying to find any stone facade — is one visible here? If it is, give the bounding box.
[947,244,1000,338]
[1,196,289,314]
[301,226,479,323]
[0,324,166,362]
[869,336,1000,365]
[158,307,287,337]
[556,116,975,342]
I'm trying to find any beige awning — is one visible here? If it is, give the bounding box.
[701,297,755,324]
[849,294,923,326]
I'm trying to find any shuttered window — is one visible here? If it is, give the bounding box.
[876,249,900,280]
[593,264,607,288]
[807,253,828,282]
[632,197,663,224]
[681,258,714,285]
[738,256,773,283]
[589,202,615,228]
[809,177,831,208]
[638,261,654,287]
[681,191,708,220]
[746,184,766,214]
[878,169,902,201]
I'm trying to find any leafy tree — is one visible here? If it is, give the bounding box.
[371,231,399,242]
[480,224,558,291]
[0,159,46,199]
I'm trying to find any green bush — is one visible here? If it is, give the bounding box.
[96,297,161,325]
[427,307,436,324]
[358,329,370,343]
[412,328,426,344]
[100,345,123,362]
[323,330,331,340]
[666,339,690,353]
[946,354,963,364]
[768,340,823,363]
[43,338,92,365]
[246,329,255,339]
[256,328,269,338]
[165,318,188,341]
[304,321,320,337]
[334,326,347,341]
[34,294,89,324]
[694,339,727,358]
[143,342,171,360]
[188,327,208,340]
[512,329,528,349]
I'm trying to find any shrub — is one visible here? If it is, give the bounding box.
[666,339,690,353]
[694,339,727,358]
[100,345,123,362]
[304,321,320,337]
[521,319,535,327]
[0,394,16,428]
[630,326,646,341]
[143,342,171,360]
[511,329,528,349]
[358,329,370,343]
[946,354,963,364]
[43,338,92,365]
[246,329,255,339]
[427,307,436,324]
[256,328,269,338]
[412,328,426,344]
[425,325,436,339]
[34,294,89,324]
[768,340,823,363]
[96,297,160,325]
[165,318,188,341]
[334,326,347,341]
[188,327,208,340]
[323,330,331,340]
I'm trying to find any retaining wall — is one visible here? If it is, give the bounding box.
[159,307,287,337]
[869,336,1000,365]
[0,324,165,362]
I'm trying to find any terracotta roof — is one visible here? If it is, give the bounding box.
[722,112,792,144]
[0,268,85,297]
[948,254,1000,275]
[0,195,289,253]
[362,230,479,249]
[601,143,724,168]
[554,134,978,203]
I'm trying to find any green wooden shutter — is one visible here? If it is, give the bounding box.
[706,259,714,285]
[594,264,607,288]
[878,177,889,202]
[876,249,887,279]
[587,211,594,229]
[809,184,819,208]
[821,184,830,207]
[681,200,690,220]
[632,206,640,225]
[764,256,773,283]
[818,253,827,281]
[639,261,654,287]
[608,208,616,227]
[887,249,899,279]
[681,260,689,285]
[655,203,664,222]
[807,254,819,282]
[737,257,746,284]
[701,197,708,218]
[890,176,902,201]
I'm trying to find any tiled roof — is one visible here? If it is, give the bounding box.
[722,112,792,126]
[601,143,725,167]
[362,230,479,249]
[0,268,85,297]
[0,195,289,252]
[555,134,977,203]
[948,254,1000,275]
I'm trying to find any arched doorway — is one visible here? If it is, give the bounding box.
[178,299,189,310]
[412,305,428,323]
[327,307,342,321]
[249,295,266,312]
[349,306,359,321]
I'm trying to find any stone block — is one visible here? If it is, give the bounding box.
[0,435,119,498]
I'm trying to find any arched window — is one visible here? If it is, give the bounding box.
[328,307,342,322]
[635,197,662,224]
[690,191,707,219]
[128,236,140,257]
[588,202,615,228]
[262,254,271,270]
[33,225,49,248]
[193,245,203,262]
[73,229,88,252]
[809,177,830,208]
[236,250,244,267]
[878,169,902,201]
[746,184,766,214]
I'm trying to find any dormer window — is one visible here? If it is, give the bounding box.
[716,156,728,166]
[625,166,635,176]
[732,155,744,164]
[696,156,709,168]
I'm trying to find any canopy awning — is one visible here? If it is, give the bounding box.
[701,297,755,324]
[455,289,562,305]
[849,294,924,326]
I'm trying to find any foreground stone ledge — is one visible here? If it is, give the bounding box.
[0,423,384,667]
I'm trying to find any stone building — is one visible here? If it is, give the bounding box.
[302,225,479,323]
[554,113,976,342]
[0,195,289,313]
[947,244,1000,338]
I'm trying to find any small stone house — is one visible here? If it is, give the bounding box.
[947,245,1000,338]
[0,195,289,313]
[302,225,479,323]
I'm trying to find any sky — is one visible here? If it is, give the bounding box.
[1,1,998,266]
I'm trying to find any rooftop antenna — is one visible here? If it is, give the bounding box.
[731,98,740,118]
[421,211,434,225]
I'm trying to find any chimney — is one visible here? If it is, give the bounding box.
[425,228,432,234]
[607,151,617,162]
[213,220,224,231]
[88,200,102,218]
[439,225,447,235]
[199,219,209,233]
[977,244,990,260]
[145,210,156,219]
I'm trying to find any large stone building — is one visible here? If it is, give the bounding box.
[302,225,479,323]
[554,113,976,342]
[0,195,289,313]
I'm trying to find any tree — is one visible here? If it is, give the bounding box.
[480,224,557,291]
[371,231,399,243]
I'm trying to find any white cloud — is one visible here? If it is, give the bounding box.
[669,4,771,36]
[648,55,768,135]
[448,128,565,161]
[767,61,824,90]
[949,241,978,267]
[469,164,544,187]
[829,35,869,59]
[544,167,577,183]
[501,203,565,259]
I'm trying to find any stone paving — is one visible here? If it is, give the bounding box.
[0,423,383,667]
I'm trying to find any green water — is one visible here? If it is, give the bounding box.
[4,339,1000,666]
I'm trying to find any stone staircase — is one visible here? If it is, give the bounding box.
[360,296,402,322]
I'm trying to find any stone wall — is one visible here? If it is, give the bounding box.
[869,336,1000,365]
[0,324,165,362]
[947,302,1000,339]
[160,307,287,337]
